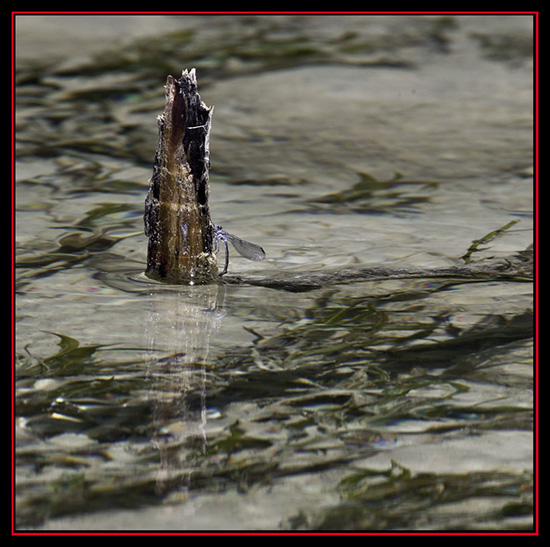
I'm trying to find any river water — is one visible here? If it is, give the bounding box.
[14,14,535,532]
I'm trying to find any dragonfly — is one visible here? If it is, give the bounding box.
[213,225,265,276]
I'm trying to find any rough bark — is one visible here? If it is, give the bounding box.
[144,69,218,284]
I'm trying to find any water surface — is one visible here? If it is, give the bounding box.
[15,14,534,531]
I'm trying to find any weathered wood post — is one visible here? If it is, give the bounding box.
[144,69,218,284]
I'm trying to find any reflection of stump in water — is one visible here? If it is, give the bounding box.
[143,285,223,497]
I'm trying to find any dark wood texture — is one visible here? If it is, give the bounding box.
[144,69,218,284]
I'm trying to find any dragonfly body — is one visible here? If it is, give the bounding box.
[213,225,265,276]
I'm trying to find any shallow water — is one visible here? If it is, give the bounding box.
[15,14,534,531]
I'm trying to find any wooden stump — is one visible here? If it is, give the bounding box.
[144,69,218,284]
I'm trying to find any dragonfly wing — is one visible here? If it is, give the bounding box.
[227,234,265,261]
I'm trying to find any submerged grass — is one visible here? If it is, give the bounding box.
[15,277,533,529]
[288,463,533,530]
[306,171,440,215]
[461,219,521,263]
